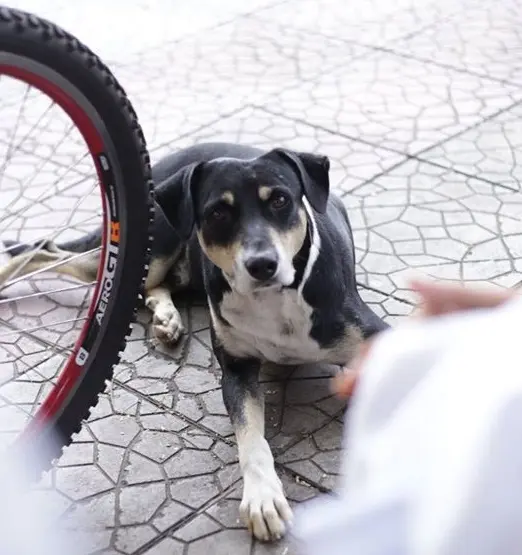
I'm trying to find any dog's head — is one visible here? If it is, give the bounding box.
[156,148,330,294]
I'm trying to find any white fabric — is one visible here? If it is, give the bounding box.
[0,434,79,554]
[294,297,522,555]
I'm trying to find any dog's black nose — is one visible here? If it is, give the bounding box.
[245,254,278,281]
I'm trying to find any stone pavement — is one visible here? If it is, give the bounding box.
[1,0,522,553]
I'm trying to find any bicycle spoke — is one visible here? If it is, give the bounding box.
[0,399,33,420]
[0,235,99,291]
[0,211,101,255]
[0,125,86,234]
[1,352,63,387]
[2,340,74,385]
[53,179,100,232]
[1,167,95,232]
[2,124,80,218]
[1,319,77,359]
[7,98,55,160]
[0,176,101,287]
[0,77,101,416]
[0,281,95,305]
[0,7,153,463]
[0,139,92,178]
[0,82,29,182]
[0,246,100,291]
[0,317,88,340]
[2,342,68,362]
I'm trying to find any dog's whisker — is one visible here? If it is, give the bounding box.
[0,281,95,305]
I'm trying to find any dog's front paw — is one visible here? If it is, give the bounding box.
[151,307,184,346]
[240,468,293,542]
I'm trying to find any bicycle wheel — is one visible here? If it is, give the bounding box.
[0,6,153,477]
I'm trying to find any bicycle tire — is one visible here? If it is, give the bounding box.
[0,6,154,477]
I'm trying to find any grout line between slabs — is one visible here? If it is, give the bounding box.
[357,281,414,306]
[252,0,458,50]
[113,377,236,448]
[359,42,522,89]
[107,0,295,64]
[251,0,490,78]
[253,104,522,193]
[131,479,241,555]
[129,439,335,553]
[109,3,522,196]
[411,101,522,164]
[147,105,249,159]
[133,464,327,554]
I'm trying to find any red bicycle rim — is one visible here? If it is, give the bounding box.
[0,62,109,435]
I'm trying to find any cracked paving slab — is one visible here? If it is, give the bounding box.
[160,106,406,195]
[29,360,334,554]
[149,472,316,555]
[421,103,522,191]
[31,382,243,555]
[345,159,522,299]
[0,0,521,553]
[5,0,282,63]
[257,0,482,46]
[109,15,368,149]
[261,49,522,155]
[392,0,522,85]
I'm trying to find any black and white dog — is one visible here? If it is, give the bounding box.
[0,143,388,541]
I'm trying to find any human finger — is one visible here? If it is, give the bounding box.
[333,339,375,399]
[410,279,515,317]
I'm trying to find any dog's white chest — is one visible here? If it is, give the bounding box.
[217,288,324,364]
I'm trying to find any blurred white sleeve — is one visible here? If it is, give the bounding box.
[294,297,522,555]
[0,433,78,555]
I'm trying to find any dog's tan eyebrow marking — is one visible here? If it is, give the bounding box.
[258,186,272,201]
[221,191,234,205]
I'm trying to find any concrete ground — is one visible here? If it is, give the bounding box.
[0,0,521,553]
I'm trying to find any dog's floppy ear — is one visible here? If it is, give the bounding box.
[154,162,203,239]
[268,148,330,213]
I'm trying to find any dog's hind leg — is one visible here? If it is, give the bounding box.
[0,240,186,345]
[0,242,99,291]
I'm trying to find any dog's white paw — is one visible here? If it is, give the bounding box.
[152,307,184,345]
[240,467,293,542]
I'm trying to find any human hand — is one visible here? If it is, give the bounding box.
[333,280,517,399]
[410,279,515,317]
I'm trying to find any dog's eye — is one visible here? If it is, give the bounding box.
[209,207,228,221]
[270,193,289,210]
